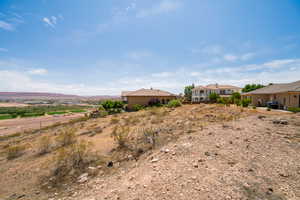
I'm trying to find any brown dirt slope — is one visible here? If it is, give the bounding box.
[66,112,300,200]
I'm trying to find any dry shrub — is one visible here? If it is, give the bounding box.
[150,117,163,124]
[123,115,140,125]
[55,127,77,147]
[110,117,120,125]
[111,126,130,148]
[37,135,52,155]
[6,144,26,160]
[49,140,98,186]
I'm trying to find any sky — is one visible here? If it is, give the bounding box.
[0,0,300,95]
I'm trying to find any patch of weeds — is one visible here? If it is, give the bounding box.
[110,117,120,125]
[37,136,52,155]
[111,126,130,148]
[46,140,99,187]
[0,132,21,141]
[55,127,77,147]
[123,116,140,126]
[6,144,26,160]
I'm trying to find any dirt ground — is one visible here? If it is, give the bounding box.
[0,103,29,107]
[0,104,299,200]
[0,113,85,136]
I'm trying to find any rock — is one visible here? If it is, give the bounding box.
[107,161,114,168]
[258,115,266,120]
[266,188,273,195]
[88,166,96,170]
[160,148,170,153]
[273,119,288,125]
[204,152,211,156]
[193,163,199,168]
[151,158,159,163]
[78,173,89,183]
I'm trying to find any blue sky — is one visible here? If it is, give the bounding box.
[0,0,300,95]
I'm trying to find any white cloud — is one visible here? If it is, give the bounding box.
[137,0,182,18]
[223,54,238,62]
[28,68,48,75]
[241,53,255,61]
[224,53,255,62]
[0,57,299,95]
[151,72,173,78]
[126,51,152,60]
[43,15,62,28]
[0,48,8,52]
[190,72,201,76]
[200,45,223,55]
[0,20,14,31]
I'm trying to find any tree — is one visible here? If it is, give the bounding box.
[184,84,195,102]
[209,92,220,103]
[230,92,241,103]
[242,84,265,93]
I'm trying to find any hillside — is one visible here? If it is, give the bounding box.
[0,104,299,200]
[0,92,120,100]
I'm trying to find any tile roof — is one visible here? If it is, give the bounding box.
[243,80,300,95]
[193,84,241,90]
[121,89,177,97]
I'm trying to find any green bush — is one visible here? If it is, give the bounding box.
[101,100,124,110]
[48,111,67,115]
[209,93,220,103]
[234,99,241,106]
[133,104,144,111]
[101,100,124,114]
[70,109,86,113]
[241,99,251,107]
[20,112,45,118]
[287,107,300,113]
[219,98,231,106]
[0,114,17,120]
[166,99,182,108]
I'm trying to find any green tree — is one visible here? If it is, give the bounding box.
[209,92,220,103]
[230,92,241,103]
[242,84,265,93]
[184,84,195,102]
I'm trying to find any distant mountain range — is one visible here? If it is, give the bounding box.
[0,92,120,100]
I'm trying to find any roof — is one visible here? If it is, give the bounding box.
[243,80,300,95]
[193,84,241,91]
[121,88,177,97]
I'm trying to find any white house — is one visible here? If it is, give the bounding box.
[192,84,241,102]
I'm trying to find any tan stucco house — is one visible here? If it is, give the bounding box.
[242,80,300,109]
[121,88,177,109]
[192,84,241,102]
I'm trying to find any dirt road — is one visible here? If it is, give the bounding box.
[0,113,85,136]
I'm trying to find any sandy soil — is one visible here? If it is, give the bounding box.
[0,113,85,136]
[0,103,29,107]
[0,104,299,200]
[68,112,300,200]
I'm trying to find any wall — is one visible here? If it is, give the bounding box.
[245,92,300,108]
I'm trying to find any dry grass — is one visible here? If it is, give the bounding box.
[46,139,100,187]
[37,136,52,155]
[6,144,26,160]
[55,127,77,147]
[111,126,131,148]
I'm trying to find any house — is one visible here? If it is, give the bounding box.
[192,84,241,102]
[121,88,177,109]
[242,80,300,109]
